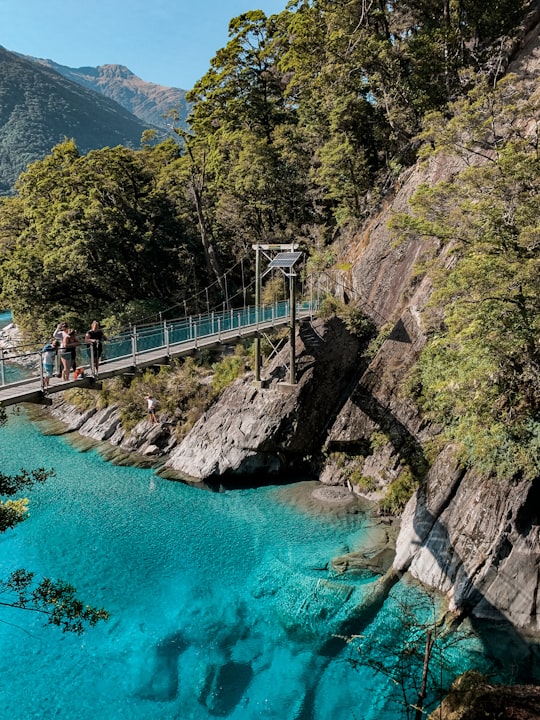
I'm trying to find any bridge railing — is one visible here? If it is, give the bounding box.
[102,300,296,364]
[0,300,316,390]
[0,346,44,388]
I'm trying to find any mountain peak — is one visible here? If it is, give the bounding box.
[0,46,151,194]
[28,56,189,130]
[95,64,137,80]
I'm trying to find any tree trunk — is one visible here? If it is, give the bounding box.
[414,629,435,720]
[185,144,227,306]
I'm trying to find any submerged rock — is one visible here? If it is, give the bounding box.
[137,631,187,702]
[199,661,254,716]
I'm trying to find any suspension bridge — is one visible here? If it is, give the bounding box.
[0,300,316,408]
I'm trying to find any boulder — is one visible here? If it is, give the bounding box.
[164,316,367,484]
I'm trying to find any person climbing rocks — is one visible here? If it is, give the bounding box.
[146,395,159,424]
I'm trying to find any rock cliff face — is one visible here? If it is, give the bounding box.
[394,450,540,631]
[163,316,366,485]
[318,12,540,633]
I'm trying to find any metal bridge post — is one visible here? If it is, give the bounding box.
[88,343,96,377]
[289,273,296,385]
[39,350,45,391]
[254,245,261,382]
[131,326,137,366]
[165,321,170,355]
[0,349,4,386]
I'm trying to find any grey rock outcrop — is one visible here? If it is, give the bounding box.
[163,316,367,484]
[394,446,540,631]
[318,175,540,629]
[47,397,176,461]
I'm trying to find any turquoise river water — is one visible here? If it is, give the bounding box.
[0,310,538,718]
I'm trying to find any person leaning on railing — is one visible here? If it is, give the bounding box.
[85,320,107,377]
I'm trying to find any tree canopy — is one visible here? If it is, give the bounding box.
[0,1,528,338]
[0,140,207,336]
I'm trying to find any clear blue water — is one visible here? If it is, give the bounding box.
[0,309,31,384]
[0,310,12,329]
[0,408,535,719]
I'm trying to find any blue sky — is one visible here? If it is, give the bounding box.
[0,0,287,90]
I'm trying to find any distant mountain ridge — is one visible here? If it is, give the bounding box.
[0,47,191,195]
[0,46,155,194]
[27,58,190,133]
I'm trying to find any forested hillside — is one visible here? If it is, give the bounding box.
[392,76,540,479]
[0,46,151,194]
[1,0,528,326]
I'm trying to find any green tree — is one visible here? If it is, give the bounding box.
[172,130,226,294]
[278,0,529,225]
[185,11,315,256]
[0,140,204,336]
[392,76,540,477]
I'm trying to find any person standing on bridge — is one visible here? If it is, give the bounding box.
[59,328,79,381]
[42,339,59,388]
[53,321,68,343]
[53,321,68,376]
[85,320,107,377]
[69,329,80,372]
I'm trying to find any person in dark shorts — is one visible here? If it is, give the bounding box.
[146,395,159,424]
[85,320,107,376]
[60,328,79,380]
